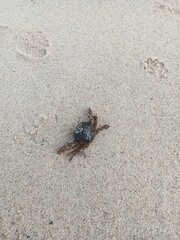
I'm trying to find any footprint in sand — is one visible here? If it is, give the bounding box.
[156,1,180,20]
[0,26,50,60]
[14,113,57,154]
[15,29,50,59]
[144,58,169,79]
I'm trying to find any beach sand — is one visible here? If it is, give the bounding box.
[0,0,179,239]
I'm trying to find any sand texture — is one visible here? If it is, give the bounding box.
[0,0,180,239]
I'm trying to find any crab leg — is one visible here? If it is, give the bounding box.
[88,107,98,131]
[95,124,110,135]
[67,142,90,161]
[57,141,77,154]
[67,147,81,161]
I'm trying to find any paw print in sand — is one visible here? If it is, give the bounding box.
[144,58,169,79]
[15,29,50,59]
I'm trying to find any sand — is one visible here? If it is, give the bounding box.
[0,0,179,239]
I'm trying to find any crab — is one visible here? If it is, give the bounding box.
[57,108,110,161]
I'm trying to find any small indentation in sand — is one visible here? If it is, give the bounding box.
[15,29,50,59]
[14,113,57,155]
[144,58,169,78]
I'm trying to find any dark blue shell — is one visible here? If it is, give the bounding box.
[74,121,94,142]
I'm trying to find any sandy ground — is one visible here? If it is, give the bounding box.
[0,0,180,239]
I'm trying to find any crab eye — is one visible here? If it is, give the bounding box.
[75,125,83,133]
